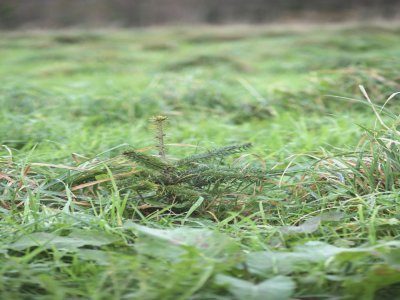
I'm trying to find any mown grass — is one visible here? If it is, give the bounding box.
[1,24,400,299]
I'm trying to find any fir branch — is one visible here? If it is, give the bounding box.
[117,178,159,192]
[176,143,252,167]
[160,184,202,203]
[173,165,264,188]
[123,150,174,171]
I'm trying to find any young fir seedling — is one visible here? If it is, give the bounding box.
[120,115,266,211]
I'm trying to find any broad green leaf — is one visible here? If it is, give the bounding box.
[128,223,239,260]
[246,251,315,275]
[9,229,119,251]
[246,241,400,277]
[246,242,345,276]
[293,241,350,259]
[215,275,295,300]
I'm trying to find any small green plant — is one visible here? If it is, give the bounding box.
[119,115,266,212]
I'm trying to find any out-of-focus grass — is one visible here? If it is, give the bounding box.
[3,26,398,160]
[1,25,400,299]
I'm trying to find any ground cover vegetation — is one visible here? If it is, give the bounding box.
[1,24,400,299]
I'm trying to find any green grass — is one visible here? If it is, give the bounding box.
[1,24,400,299]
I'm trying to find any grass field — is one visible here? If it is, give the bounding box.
[1,24,400,299]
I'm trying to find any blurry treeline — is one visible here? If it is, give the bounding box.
[0,0,399,28]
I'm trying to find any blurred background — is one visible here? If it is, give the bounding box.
[1,0,400,29]
[1,0,399,160]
